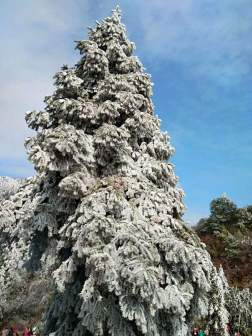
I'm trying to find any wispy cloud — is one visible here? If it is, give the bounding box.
[127,0,252,85]
[0,0,91,163]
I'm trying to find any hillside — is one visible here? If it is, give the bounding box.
[195,195,252,288]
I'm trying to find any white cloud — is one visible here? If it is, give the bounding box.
[129,0,252,84]
[0,0,91,165]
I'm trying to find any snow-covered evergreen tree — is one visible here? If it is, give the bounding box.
[226,287,252,334]
[0,7,229,336]
[209,195,237,226]
[207,267,229,336]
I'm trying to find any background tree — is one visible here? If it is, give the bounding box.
[226,287,252,335]
[208,195,238,231]
[195,195,252,289]
[195,195,238,234]
[207,268,229,336]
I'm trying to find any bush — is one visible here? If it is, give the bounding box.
[210,195,237,224]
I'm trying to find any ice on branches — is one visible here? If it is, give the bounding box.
[0,7,229,336]
[0,177,19,201]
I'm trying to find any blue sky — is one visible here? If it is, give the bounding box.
[0,0,252,224]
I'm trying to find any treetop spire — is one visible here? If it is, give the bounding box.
[111,5,122,20]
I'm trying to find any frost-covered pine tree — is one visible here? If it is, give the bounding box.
[0,7,229,336]
[226,287,252,334]
[207,267,229,336]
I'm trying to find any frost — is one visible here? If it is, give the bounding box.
[0,6,228,336]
